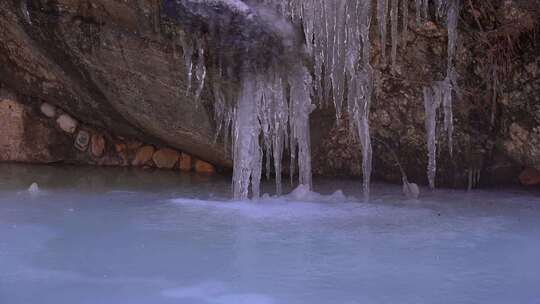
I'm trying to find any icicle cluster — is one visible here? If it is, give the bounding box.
[231,65,314,200]
[265,0,375,200]
[422,0,460,189]
[171,0,461,199]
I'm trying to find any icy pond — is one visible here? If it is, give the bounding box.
[1,164,539,304]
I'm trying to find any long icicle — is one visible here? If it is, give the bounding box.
[390,0,399,71]
[402,0,409,43]
[423,85,441,189]
[377,0,389,65]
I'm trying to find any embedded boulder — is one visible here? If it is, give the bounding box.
[153,148,179,169]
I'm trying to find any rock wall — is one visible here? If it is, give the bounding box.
[0,88,216,174]
[1,0,539,188]
[0,88,72,163]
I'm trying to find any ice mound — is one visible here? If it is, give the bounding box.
[27,182,40,195]
[280,184,348,203]
[403,182,420,200]
[169,185,368,221]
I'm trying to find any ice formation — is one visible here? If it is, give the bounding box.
[390,0,399,70]
[422,0,460,189]
[230,65,314,200]
[20,0,32,25]
[27,182,40,195]
[377,0,389,65]
[403,181,420,200]
[275,0,375,201]
[402,0,409,41]
[168,0,461,199]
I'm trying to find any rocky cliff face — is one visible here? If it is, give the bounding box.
[1,0,539,188]
[0,0,230,167]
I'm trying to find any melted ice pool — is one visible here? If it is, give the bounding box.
[1,164,539,304]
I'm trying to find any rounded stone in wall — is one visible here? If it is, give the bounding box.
[132,145,155,166]
[152,148,179,169]
[179,153,192,172]
[40,102,56,118]
[195,159,215,174]
[56,114,77,134]
[74,130,90,152]
[90,134,106,157]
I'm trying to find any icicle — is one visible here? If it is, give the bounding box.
[301,0,315,55]
[423,85,441,189]
[390,0,399,71]
[442,77,453,155]
[415,0,422,25]
[377,0,389,65]
[194,47,207,102]
[180,36,194,96]
[361,0,374,201]
[341,0,374,201]
[289,66,315,188]
[422,0,430,21]
[435,0,444,18]
[419,0,460,188]
[152,0,160,33]
[402,0,409,43]
[232,75,263,200]
[444,0,459,156]
[269,74,288,195]
[229,60,313,199]
[20,0,32,25]
[330,0,347,121]
[322,0,334,106]
[446,0,459,63]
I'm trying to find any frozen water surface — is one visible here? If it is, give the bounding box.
[1,164,540,304]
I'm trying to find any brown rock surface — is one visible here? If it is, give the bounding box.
[195,159,215,174]
[132,145,155,166]
[179,153,193,172]
[152,148,179,169]
[91,134,106,157]
[0,92,70,163]
[519,168,540,186]
[0,0,230,167]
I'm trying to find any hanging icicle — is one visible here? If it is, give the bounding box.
[421,0,460,189]
[423,84,440,189]
[194,47,207,102]
[377,0,389,65]
[20,0,32,25]
[390,0,399,71]
[422,0,430,21]
[179,35,194,96]
[402,0,409,44]
[415,0,422,25]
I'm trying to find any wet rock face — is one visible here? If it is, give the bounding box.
[0,0,539,187]
[315,0,540,187]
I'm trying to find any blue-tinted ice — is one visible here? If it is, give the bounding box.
[1,164,539,304]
